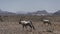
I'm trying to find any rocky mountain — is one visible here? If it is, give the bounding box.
[53,10,60,16]
[27,10,49,16]
[16,11,28,14]
[0,9,16,15]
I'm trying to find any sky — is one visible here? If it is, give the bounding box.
[0,0,60,13]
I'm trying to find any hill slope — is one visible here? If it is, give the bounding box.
[0,9,16,15]
[53,10,60,15]
[27,10,49,16]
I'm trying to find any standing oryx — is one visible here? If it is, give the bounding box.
[42,19,51,25]
[19,19,35,31]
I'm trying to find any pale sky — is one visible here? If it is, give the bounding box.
[0,0,60,13]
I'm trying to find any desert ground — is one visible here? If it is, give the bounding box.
[0,15,60,34]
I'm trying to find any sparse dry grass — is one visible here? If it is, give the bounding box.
[0,15,60,34]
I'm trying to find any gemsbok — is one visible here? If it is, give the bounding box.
[42,19,51,25]
[19,19,35,31]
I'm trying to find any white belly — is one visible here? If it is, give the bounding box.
[21,21,30,24]
[43,20,49,21]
